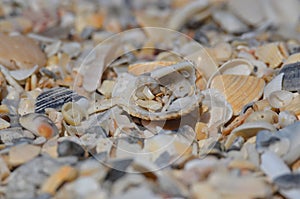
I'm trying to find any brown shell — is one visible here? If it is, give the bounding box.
[210,75,265,115]
[0,35,46,70]
[128,61,176,76]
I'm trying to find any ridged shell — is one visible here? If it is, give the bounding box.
[35,87,86,113]
[20,113,58,139]
[128,61,176,76]
[255,43,287,69]
[210,75,265,115]
[279,62,300,92]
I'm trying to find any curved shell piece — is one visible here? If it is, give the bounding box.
[278,111,297,128]
[263,73,284,99]
[245,110,278,124]
[62,102,88,126]
[35,87,87,113]
[20,113,58,139]
[225,121,276,149]
[210,75,265,115]
[280,94,300,116]
[208,59,254,87]
[267,90,294,109]
[128,61,176,76]
[279,62,300,92]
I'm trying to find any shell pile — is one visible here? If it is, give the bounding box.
[0,1,299,199]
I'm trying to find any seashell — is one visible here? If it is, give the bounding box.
[0,118,10,130]
[167,0,209,30]
[253,99,272,111]
[274,173,300,190]
[285,53,300,65]
[212,10,248,34]
[267,90,294,109]
[62,102,88,126]
[255,42,287,69]
[201,89,233,128]
[228,0,265,26]
[257,121,300,164]
[210,75,265,115]
[112,61,203,121]
[278,111,297,128]
[0,35,46,70]
[245,110,278,124]
[61,42,81,58]
[209,42,232,63]
[20,113,58,139]
[35,87,89,113]
[9,65,39,81]
[97,80,115,98]
[128,61,176,76]
[263,73,284,99]
[207,59,254,87]
[225,121,276,149]
[280,94,300,116]
[279,62,300,92]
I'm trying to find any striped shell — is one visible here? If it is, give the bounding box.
[210,75,265,115]
[35,87,84,113]
[279,62,300,92]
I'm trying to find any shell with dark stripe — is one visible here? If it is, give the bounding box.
[35,87,83,113]
[280,62,300,92]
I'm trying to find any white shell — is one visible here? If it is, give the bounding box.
[10,65,38,81]
[263,73,284,99]
[267,90,294,109]
[278,111,297,128]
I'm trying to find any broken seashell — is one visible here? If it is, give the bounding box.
[128,61,176,76]
[278,111,297,128]
[20,113,59,139]
[62,102,88,126]
[263,73,284,99]
[35,87,88,113]
[0,35,46,70]
[0,118,10,130]
[210,75,265,115]
[98,80,115,98]
[279,62,300,92]
[225,121,276,149]
[280,94,300,116]
[267,90,294,109]
[212,10,248,33]
[245,110,278,124]
[255,42,287,69]
[10,65,39,81]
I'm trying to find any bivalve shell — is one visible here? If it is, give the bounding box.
[279,62,300,92]
[210,75,265,115]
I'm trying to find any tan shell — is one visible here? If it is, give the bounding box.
[280,94,300,116]
[210,75,265,115]
[285,53,300,65]
[255,42,288,69]
[245,110,278,124]
[0,35,46,70]
[62,102,88,126]
[128,61,176,76]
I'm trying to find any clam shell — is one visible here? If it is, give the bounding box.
[229,0,265,26]
[267,90,294,109]
[210,75,265,115]
[207,59,254,87]
[279,62,300,92]
[245,110,278,124]
[20,113,58,139]
[225,121,276,149]
[255,43,287,69]
[35,87,86,113]
[128,61,176,76]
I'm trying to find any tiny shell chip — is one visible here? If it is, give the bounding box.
[35,87,85,113]
[279,62,300,92]
[210,75,265,115]
[20,113,58,139]
[0,35,46,70]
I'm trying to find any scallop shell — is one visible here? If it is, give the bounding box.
[225,121,276,149]
[20,113,58,139]
[255,42,287,69]
[267,90,294,109]
[228,0,265,26]
[128,61,176,76]
[210,75,265,115]
[207,59,254,87]
[35,87,88,113]
[279,62,300,92]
